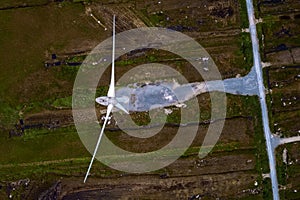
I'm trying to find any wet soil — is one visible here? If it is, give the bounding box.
[260,1,300,198]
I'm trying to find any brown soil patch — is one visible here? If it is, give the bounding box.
[60,172,259,199]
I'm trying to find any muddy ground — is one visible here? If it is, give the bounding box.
[260,0,300,137]
[259,0,300,199]
[60,171,259,200]
[1,0,296,199]
[275,143,300,200]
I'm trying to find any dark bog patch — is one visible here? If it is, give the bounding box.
[279,15,291,20]
[210,6,234,18]
[295,14,300,19]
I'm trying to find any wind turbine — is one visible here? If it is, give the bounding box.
[84,15,128,183]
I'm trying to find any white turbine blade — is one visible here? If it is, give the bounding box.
[107,15,116,98]
[84,103,113,183]
[115,102,129,114]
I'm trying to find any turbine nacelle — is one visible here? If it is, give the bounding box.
[96,96,129,114]
[95,96,109,106]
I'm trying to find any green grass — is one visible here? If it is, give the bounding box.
[130,112,151,126]
[262,19,300,50]
[262,178,273,199]
[148,13,166,26]
[136,8,154,27]
[0,158,91,181]
[239,0,250,29]
[53,65,80,82]
[240,33,254,70]
[243,95,274,199]
[0,125,250,182]
[276,148,287,186]
[0,100,19,126]
[166,109,181,124]
[65,55,86,63]
[284,190,300,200]
[116,59,134,66]
[261,14,278,23]
[237,0,256,71]
[279,143,300,199]
[0,126,89,165]
[228,95,270,185]
[0,2,103,127]
[52,96,72,109]
[96,86,109,96]
[256,23,265,61]
[182,142,242,158]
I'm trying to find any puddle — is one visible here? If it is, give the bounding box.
[115,67,258,111]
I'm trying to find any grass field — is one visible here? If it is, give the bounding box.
[0,2,104,127]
